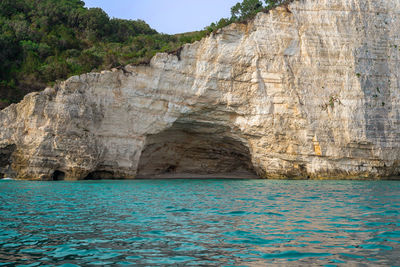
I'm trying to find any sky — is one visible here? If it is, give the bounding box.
[84,0,239,34]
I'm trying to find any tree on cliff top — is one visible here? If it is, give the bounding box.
[0,0,173,106]
[230,0,287,21]
[205,0,289,34]
[231,0,264,21]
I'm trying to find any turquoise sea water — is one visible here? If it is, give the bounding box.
[0,179,399,266]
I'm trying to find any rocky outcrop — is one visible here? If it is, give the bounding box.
[1,0,400,180]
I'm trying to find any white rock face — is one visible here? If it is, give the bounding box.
[1,0,400,180]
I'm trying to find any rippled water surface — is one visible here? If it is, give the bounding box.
[0,180,400,266]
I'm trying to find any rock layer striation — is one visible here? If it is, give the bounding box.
[1,0,400,180]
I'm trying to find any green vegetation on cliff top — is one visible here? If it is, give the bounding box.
[0,0,289,108]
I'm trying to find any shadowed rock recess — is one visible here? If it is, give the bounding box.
[1,0,400,180]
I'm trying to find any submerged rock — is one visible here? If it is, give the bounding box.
[1,0,400,180]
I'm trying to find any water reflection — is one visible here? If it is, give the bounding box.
[0,180,399,265]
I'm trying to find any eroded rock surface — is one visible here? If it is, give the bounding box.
[1,0,400,180]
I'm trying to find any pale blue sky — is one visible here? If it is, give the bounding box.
[84,0,239,34]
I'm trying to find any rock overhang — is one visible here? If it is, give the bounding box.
[1,0,400,180]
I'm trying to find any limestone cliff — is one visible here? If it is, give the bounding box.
[1,0,400,180]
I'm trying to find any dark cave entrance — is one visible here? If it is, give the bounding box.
[0,144,16,178]
[137,121,258,178]
[84,171,114,180]
[52,170,65,181]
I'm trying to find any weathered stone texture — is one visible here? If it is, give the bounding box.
[1,0,400,180]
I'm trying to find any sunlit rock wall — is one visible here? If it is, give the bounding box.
[1,0,400,180]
